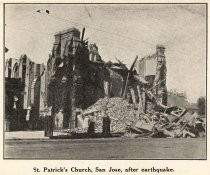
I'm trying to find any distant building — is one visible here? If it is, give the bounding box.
[167,89,199,113]
[167,90,189,108]
[5,55,45,131]
[186,103,199,113]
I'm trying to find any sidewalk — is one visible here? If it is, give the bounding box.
[5,131,47,140]
[4,131,122,140]
[4,131,68,140]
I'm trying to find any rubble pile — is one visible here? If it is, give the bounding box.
[84,97,139,133]
[125,106,206,138]
[83,95,205,138]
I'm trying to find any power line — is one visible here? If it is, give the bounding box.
[6,24,202,60]
[5,24,136,56]
[37,11,155,47]
[5,7,162,48]
[5,22,144,53]
[6,25,204,71]
[6,25,53,36]
[6,8,204,59]
[6,6,156,47]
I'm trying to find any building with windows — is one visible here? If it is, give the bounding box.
[5,55,45,131]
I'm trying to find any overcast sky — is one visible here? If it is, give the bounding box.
[5,4,206,103]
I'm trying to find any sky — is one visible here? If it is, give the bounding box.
[5,4,206,103]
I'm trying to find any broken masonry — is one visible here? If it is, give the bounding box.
[45,27,169,132]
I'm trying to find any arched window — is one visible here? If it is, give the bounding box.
[13,63,19,78]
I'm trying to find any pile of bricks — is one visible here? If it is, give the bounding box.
[85,97,139,133]
[83,95,206,138]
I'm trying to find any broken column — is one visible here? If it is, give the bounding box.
[153,45,167,106]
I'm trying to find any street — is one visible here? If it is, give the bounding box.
[4,137,206,159]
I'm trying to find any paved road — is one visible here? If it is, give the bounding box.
[4,137,206,159]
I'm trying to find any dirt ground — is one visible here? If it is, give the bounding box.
[4,137,206,159]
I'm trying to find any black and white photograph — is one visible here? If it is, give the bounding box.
[3,3,207,160]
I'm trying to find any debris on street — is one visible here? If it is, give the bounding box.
[80,90,206,138]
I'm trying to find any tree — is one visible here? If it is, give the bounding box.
[197,97,206,115]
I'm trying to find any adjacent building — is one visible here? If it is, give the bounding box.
[5,55,45,131]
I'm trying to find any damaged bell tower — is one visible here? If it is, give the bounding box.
[46,27,89,129]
